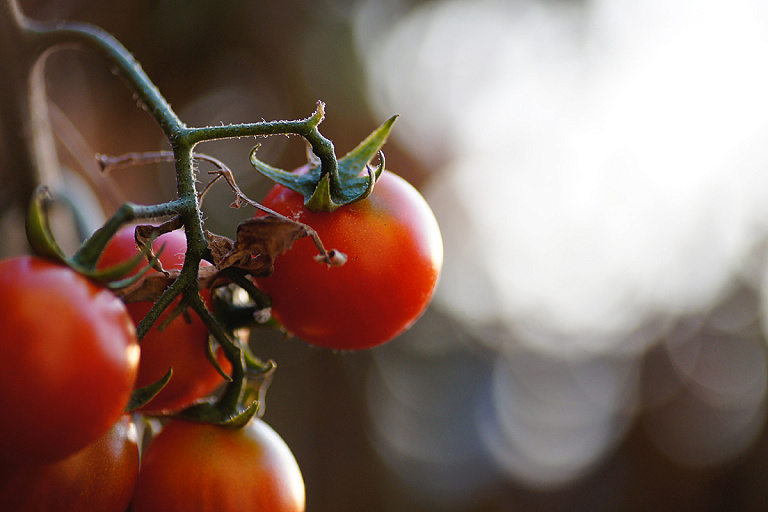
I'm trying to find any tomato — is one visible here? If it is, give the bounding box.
[0,415,139,511]
[131,417,305,512]
[98,226,231,413]
[0,256,139,465]
[256,169,443,349]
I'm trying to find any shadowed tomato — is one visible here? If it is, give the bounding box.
[131,418,305,512]
[98,226,230,413]
[256,169,443,349]
[0,415,139,511]
[0,256,139,465]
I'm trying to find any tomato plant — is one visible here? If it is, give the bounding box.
[256,168,443,350]
[0,415,139,512]
[0,256,139,465]
[3,3,445,507]
[98,226,231,413]
[131,417,305,512]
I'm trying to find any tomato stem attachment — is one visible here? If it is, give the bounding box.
[173,293,276,426]
[25,186,176,289]
[250,115,398,212]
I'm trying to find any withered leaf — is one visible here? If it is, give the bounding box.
[116,270,178,303]
[114,266,220,303]
[134,216,184,275]
[216,215,310,277]
[114,215,317,302]
[205,230,235,264]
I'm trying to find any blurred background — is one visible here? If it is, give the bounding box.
[5,0,768,509]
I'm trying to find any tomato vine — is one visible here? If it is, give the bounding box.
[2,0,362,424]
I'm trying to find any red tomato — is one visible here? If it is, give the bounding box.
[98,226,231,413]
[256,169,443,349]
[0,256,139,465]
[131,418,305,512]
[0,415,139,511]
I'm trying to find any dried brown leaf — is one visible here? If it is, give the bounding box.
[205,230,235,265]
[116,270,179,303]
[216,215,309,277]
[134,217,184,274]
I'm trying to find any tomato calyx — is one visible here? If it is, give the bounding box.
[250,115,398,212]
[126,367,174,412]
[173,350,275,428]
[25,186,163,287]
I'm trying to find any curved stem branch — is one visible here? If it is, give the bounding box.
[183,101,339,189]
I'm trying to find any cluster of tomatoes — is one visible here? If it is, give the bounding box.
[0,228,305,511]
[0,168,442,511]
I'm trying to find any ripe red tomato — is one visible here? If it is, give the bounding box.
[98,226,231,413]
[131,418,305,512]
[0,256,139,465]
[256,169,443,349]
[0,415,139,511]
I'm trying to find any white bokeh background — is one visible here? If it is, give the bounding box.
[352,0,768,497]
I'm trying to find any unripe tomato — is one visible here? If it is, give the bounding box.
[0,415,139,511]
[257,169,443,349]
[0,256,139,465]
[98,226,231,413]
[131,418,305,512]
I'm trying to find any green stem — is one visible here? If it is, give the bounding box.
[134,271,183,340]
[189,295,247,416]
[72,200,186,267]
[183,102,339,190]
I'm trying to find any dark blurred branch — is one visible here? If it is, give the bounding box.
[0,0,62,229]
[20,9,184,141]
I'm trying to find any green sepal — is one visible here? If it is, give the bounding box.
[83,239,166,289]
[25,186,166,287]
[337,115,396,179]
[303,172,334,212]
[206,337,233,382]
[172,397,261,429]
[92,251,147,284]
[125,367,173,412]
[220,399,261,428]
[103,249,161,290]
[250,115,397,212]
[25,186,68,263]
